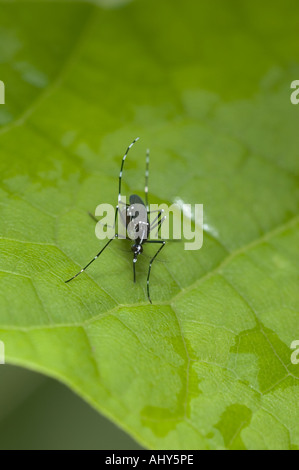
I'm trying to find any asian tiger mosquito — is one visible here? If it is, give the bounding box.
[65,137,166,303]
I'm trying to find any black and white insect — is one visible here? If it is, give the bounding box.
[65,138,166,303]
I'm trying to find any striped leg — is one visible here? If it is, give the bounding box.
[145,240,166,303]
[65,235,117,283]
[150,214,166,238]
[116,137,139,219]
[149,209,165,236]
[88,212,114,229]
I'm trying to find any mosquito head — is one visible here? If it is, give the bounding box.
[131,243,143,256]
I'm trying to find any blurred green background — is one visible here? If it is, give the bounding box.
[0,364,142,449]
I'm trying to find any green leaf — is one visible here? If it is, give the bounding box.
[0,0,299,450]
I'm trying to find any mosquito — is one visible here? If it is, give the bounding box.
[65,138,166,303]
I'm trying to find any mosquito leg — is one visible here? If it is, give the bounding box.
[133,254,138,283]
[148,209,166,239]
[118,200,129,206]
[145,240,166,303]
[115,137,139,231]
[149,209,163,226]
[88,212,98,224]
[88,212,114,229]
[118,137,139,206]
[151,215,166,238]
[65,235,117,283]
[148,209,164,232]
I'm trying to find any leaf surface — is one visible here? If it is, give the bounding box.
[0,0,299,449]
